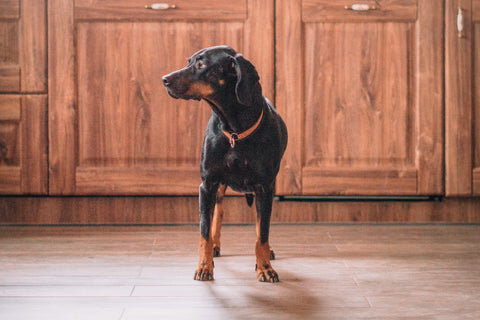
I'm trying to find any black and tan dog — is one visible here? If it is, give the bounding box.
[162,46,287,282]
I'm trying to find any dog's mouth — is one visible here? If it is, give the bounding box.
[163,73,203,101]
[165,86,201,101]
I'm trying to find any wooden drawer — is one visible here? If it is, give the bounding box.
[75,0,247,21]
[303,0,417,22]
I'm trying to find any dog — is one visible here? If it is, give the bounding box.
[162,46,287,282]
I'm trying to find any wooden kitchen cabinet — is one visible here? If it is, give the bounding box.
[48,0,274,195]
[446,0,480,196]
[0,0,48,194]
[276,0,444,196]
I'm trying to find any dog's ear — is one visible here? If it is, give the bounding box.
[233,54,262,106]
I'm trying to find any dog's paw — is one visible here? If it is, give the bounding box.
[255,263,279,283]
[213,246,221,257]
[194,263,214,281]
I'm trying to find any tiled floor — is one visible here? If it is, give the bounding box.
[0,224,479,319]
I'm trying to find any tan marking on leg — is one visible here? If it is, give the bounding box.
[255,216,279,282]
[212,185,227,257]
[194,235,214,281]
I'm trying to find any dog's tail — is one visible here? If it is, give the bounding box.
[245,194,254,207]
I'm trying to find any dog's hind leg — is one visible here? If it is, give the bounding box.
[212,184,227,257]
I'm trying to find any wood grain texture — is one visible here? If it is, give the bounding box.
[474,19,480,194]
[1,197,480,224]
[20,95,48,194]
[277,0,443,196]
[0,0,19,19]
[0,224,479,319]
[302,168,417,195]
[0,168,20,193]
[445,0,473,196]
[50,0,273,195]
[415,0,444,195]
[0,21,20,92]
[275,0,303,195]
[0,100,20,168]
[244,0,274,99]
[304,22,413,169]
[0,95,20,120]
[474,0,480,21]
[20,0,47,92]
[1,224,480,319]
[0,0,46,93]
[75,0,247,21]
[76,22,242,169]
[76,167,201,195]
[48,0,76,195]
[473,169,480,195]
[302,0,417,22]
[0,95,48,194]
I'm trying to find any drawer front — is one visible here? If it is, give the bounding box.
[75,0,247,21]
[303,0,417,22]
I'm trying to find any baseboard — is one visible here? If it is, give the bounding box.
[1,196,480,225]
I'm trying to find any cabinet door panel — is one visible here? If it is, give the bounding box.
[475,19,480,194]
[49,0,274,195]
[277,0,443,196]
[446,0,480,196]
[0,0,46,93]
[0,95,48,194]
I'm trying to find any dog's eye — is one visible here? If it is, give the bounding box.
[195,60,206,70]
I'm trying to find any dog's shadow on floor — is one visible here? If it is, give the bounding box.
[205,266,320,319]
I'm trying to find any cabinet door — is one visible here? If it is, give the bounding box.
[0,0,47,93]
[0,95,48,194]
[49,0,274,195]
[446,0,480,196]
[277,0,443,195]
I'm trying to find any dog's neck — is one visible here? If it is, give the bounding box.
[204,90,263,134]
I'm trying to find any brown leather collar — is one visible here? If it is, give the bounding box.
[222,110,264,148]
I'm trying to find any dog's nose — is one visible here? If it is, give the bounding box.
[162,76,170,87]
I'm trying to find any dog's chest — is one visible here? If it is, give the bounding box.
[225,149,250,172]
[223,149,260,192]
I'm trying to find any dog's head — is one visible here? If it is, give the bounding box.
[162,46,262,106]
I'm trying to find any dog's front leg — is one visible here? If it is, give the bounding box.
[194,182,218,281]
[255,188,279,283]
[212,184,227,257]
